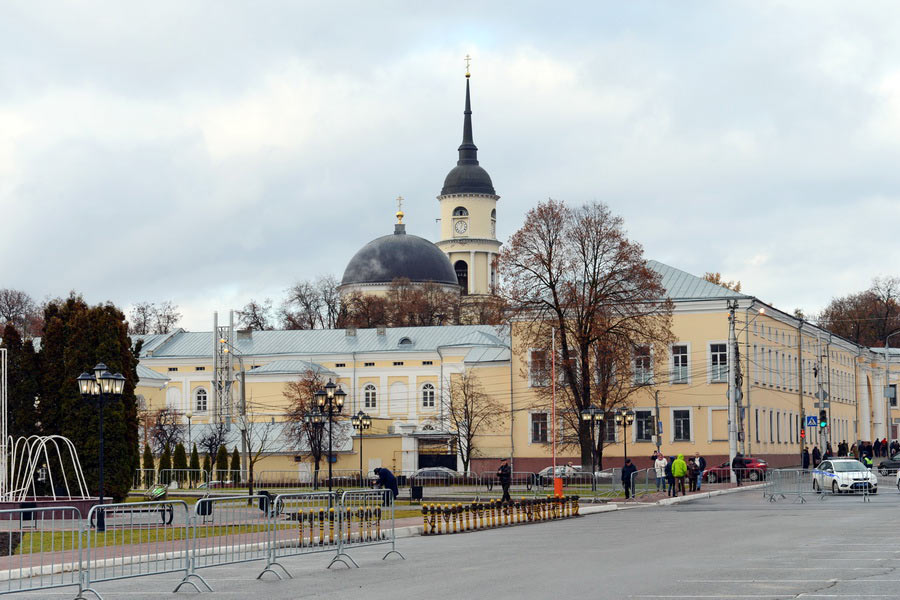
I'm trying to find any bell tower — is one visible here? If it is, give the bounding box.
[435,64,500,297]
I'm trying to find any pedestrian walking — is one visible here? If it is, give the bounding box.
[851,443,858,459]
[801,447,810,470]
[694,452,706,491]
[665,457,676,497]
[687,458,698,492]
[672,454,687,496]
[373,467,399,504]
[825,443,833,460]
[497,457,512,504]
[812,446,821,466]
[622,458,637,499]
[654,453,668,492]
[732,453,744,486]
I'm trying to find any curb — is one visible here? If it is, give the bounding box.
[653,483,766,506]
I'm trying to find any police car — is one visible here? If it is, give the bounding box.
[812,459,877,494]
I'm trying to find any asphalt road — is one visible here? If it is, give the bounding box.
[29,482,900,599]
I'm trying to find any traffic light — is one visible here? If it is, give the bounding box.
[819,409,828,428]
[800,428,805,439]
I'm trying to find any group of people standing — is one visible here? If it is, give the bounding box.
[800,438,899,470]
[650,451,706,497]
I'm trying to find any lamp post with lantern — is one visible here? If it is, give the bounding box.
[614,409,636,462]
[350,410,372,485]
[76,363,126,531]
[304,380,345,493]
[580,406,605,491]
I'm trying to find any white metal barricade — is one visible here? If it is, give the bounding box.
[187,494,270,589]
[257,492,337,579]
[82,500,205,599]
[334,489,404,568]
[0,506,83,597]
[159,468,207,489]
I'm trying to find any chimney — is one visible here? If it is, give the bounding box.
[346,327,357,337]
[377,326,386,336]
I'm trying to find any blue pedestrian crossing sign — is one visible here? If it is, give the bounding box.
[806,416,818,427]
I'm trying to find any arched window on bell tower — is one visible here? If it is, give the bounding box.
[491,208,496,238]
[454,260,468,295]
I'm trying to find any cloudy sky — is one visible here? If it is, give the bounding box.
[2,1,899,330]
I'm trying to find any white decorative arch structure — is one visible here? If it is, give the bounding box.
[5,435,91,501]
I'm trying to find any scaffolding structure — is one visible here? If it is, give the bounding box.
[213,311,234,428]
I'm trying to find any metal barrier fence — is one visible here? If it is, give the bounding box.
[764,469,813,503]
[82,500,207,598]
[132,469,156,490]
[335,489,404,568]
[159,469,208,489]
[0,506,83,597]
[259,491,337,578]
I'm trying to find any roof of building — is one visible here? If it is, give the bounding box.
[340,222,458,287]
[440,77,495,196]
[247,360,336,376]
[464,346,511,363]
[647,260,749,301]
[136,324,508,359]
[136,364,170,381]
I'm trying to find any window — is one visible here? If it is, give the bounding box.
[393,362,404,366]
[398,337,412,346]
[889,384,897,408]
[769,411,774,443]
[529,349,550,387]
[603,418,617,443]
[635,410,654,442]
[422,361,433,366]
[364,384,377,409]
[422,383,435,408]
[531,413,548,443]
[168,367,178,372]
[335,363,346,368]
[710,344,727,382]
[673,409,691,441]
[195,366,205,371]
[364,362,375,367]
[454,260,468,295]
[491,208,496,237]
[775,351,780,387]
[633,346,652,385]
[453,206,469,216]
[671,345,688,384]
[755,409,759,443]
[136,394,146,411]
[777,412,781,443]
[195,388,208,412]
[752,345,758,384]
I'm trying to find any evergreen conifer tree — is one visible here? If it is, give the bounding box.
[230,447,242,484]
[215,444,229,480]
[202,454,211,478]
[1,324,40,439]
[173,442,187,471]
[37,295,140,501]
[189,444,200,486]
[142,443,154,487]
[158,445,172,485]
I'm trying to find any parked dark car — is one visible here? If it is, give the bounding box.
[409,467,462,484]
[877,453,900,475]
[703,457,768,483]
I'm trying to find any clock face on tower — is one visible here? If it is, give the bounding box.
[454,219,468,235]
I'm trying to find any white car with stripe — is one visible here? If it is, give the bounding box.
[812,459,877,494]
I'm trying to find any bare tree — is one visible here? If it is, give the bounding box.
[129,302,155,335]
[197,421,229,464]
[317,275,343,329]
[445,371,501,473]
[818,276,900,347]
[281,280,323,329]
[149,408,184,455]
[702,272,742,292]
[153,301,182,334]
[499,199,674,468]
[237,298,274,331]
[236,406,281,496]
[0,289,39,337]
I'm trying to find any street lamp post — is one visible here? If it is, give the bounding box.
[580,407,605,491]
[76,364,126,532]
[185,410,193,487]
[614,409,636,462]
[306,380,345,494]
[350,410,372,486]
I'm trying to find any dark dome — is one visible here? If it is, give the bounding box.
[441,164,495,195]
[341,225,458,286]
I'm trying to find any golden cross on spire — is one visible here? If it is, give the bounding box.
[395,195,404,224]
[465,54,471,78]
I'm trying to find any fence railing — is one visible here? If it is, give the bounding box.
[0,491,403,598]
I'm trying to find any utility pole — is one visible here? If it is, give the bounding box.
[797,321,805,463]
[654,390,661,454]
[727,300,738,484]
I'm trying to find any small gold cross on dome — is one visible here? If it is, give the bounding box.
[465,54,471,77]
[395,196,404,223]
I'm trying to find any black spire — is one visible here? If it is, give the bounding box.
[457,77,479,166]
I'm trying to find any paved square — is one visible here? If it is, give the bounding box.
[29,485,900,599]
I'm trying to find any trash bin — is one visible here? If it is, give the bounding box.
[411,485,423,501]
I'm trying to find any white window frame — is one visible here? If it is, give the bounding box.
[670,407,693,443]
[194,387,208,413]
[633,346,653,385]
[528,348,550,387]
[530,411,549,444]
[708,341,728,383]
[634,409,654,442]
[421,383,435,408]
[363,384,377,409]
[706,406,728,442]
[671,343,690,384]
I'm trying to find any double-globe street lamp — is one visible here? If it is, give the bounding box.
[350,410,372,485]
[580,406,605,491]
[76,363,126,532]
[303,380,345,493]
[614,409,636,461]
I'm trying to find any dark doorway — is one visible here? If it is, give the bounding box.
[454,260,468,295]
[418,454,458,470]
